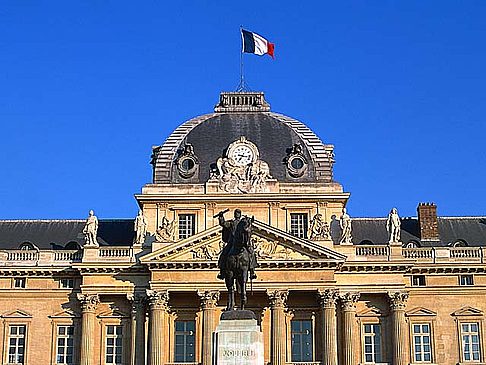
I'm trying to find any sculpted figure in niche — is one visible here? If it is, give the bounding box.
[134,210,148,245]
[386,207,401,243]
[339,208,352,244]
[83,210,99,247]
[155,216,176,242]
[308,213,330,240]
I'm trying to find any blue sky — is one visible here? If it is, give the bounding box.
[0,1,485,219]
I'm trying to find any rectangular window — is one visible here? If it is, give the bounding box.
[460,275,474,286]
[174,320,195,363]
[412,323,432,363]
[56,325,74,365]
[291,320,313,362]
[412,275,426,286]
[105,325,123,365]
[14,278,26,288]
[8,325,26,364]
[290,213,308,239]
[178,214,196,240]
[362,323,382,363]
[461,322,481,362]
[60,279,75,289]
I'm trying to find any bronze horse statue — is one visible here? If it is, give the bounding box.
[216,209,256,311]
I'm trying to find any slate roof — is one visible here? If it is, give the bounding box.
[0,217,485,250]
[0,220,134,250]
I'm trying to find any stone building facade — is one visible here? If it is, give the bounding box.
[1,92,486,365]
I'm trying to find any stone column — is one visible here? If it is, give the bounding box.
[388,291,410,365]
[77,294,100,365]
[147,289,169,365]
[128,293,147,365]
[198,290,220,365]
[339,292,360,365]
[267,289,289,365]
[317,289,338,365]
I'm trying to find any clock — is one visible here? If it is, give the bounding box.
[226,136,259,167]
[230,145,255,166]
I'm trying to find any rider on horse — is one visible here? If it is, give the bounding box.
[216,209,257,280]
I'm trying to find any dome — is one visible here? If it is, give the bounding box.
[151,92,336,188]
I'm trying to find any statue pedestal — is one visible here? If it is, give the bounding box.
[213,311,264,365]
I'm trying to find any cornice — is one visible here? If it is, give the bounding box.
[134,192,350,202]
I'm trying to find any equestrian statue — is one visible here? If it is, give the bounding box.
[215,208,257,311]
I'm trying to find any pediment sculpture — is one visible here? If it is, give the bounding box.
[209,136,272,193]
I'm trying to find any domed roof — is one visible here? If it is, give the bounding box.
[151,92,336,185]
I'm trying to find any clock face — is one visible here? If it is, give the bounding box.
[230,145,255,166]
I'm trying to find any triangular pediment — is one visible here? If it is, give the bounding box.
[406,307,437,317]
[141,221,346,268]
[357,306,386,317]
[452,306,484,317]
[1,309,32,318]
[49,309,80,319]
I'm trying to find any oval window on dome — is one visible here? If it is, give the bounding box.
[287,155,307,178]
[177,156,198,178]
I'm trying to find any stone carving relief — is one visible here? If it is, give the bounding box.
[209,136,272,193]
[146,289,170,310]
[386,207,401,243]
[308,213,330,240]
[191,241,223,260]
[251,236,310,260]
[83,210,99,247]
[77,294,100,312]
[388,291,409,311]
[155,216,176,242]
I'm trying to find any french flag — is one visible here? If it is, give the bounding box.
[241,29,275,59]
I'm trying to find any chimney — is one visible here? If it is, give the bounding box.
[417,203,440,241]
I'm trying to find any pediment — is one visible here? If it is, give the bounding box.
[49,309,80,319]
[451,306,484,317]
[357,306,386,317]
[141,221,346,268]
[1,309,32,318]
[406,307,437,317]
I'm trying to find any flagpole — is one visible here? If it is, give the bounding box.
[239,25,244,91]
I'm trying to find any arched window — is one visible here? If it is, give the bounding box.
[18,242,38,251]
[65,241,82,250]
[358,240,374,245]
[405,240,420,248]
[452,239,468,247]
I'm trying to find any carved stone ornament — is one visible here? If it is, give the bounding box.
[191,241,222,260]
[210,136,272,193]
[155,216,176,242]
[175,143,199,179]
[308,213,330,240]
[317,289,338,308]
[386,207,401,243]
[251,236,309,260]
[77,294,100,312]
[339,292,360,311]
[127,293,146,314]
[285,143,308,178]
[267,289,289,309]
[82,210,99,247]
[388,291,409,311]
[197,290,220,309]
[146,289,170,310]
[134,210,148,245]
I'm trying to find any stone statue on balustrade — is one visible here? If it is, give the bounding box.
[308,213,330,240]
[83,210,99,247]
[155,216,176,242]
[339,208,352,245]
[134,210,148,245]
[386,207,401,243]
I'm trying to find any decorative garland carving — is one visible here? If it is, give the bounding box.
[267,289,289,309]
[339,292,360,311]
[146,289,170,310]
[77,294,100,312]
[197,290,220,309]
[388,291,409,311]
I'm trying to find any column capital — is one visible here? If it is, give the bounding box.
[197,290,220,309]
[267,289,289,309]
[205,202,217,209]
[339,292,360,311]
[77,294,100,313]
[146,289,169,310]
[268,201,280,208]
[317,288,338,308]
[388,291,409,311]
[127,293,146,314]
